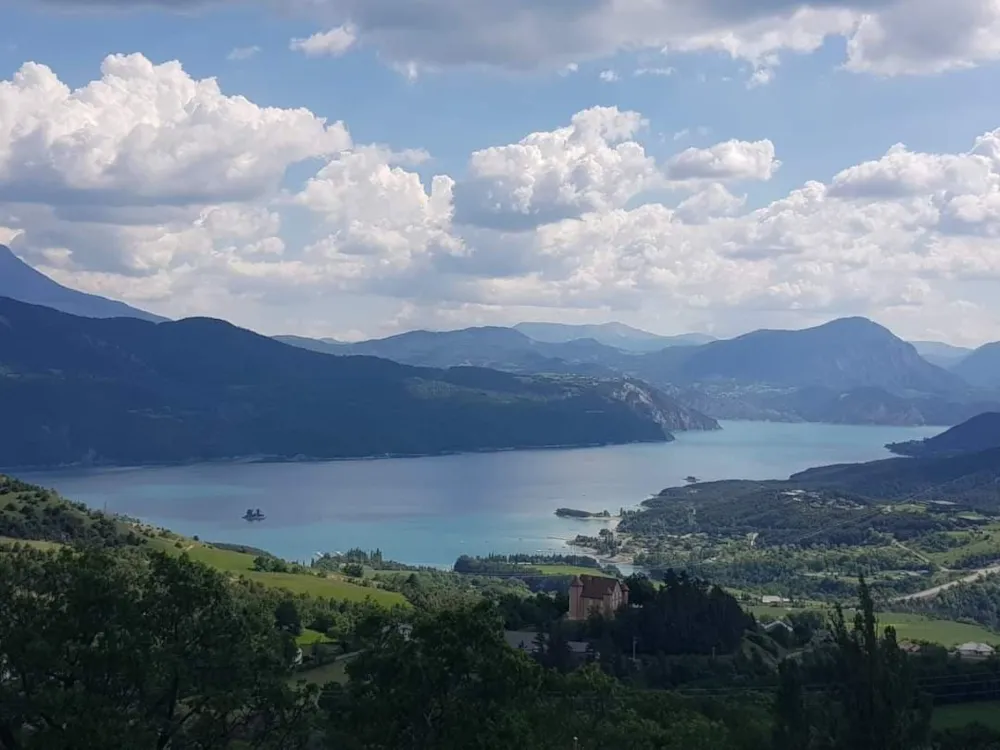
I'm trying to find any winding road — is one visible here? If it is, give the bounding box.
[892,564,1000,602]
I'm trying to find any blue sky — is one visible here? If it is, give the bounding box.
[3,0,1000,345]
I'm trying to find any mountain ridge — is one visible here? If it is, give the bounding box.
[952,341,1000,388]
[0,244,165,323]
[0,297,718,469]
[277,317,992,426]
[654,317,966,394]
[513,321,714,351]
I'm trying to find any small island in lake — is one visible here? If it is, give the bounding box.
[555,508,612,519]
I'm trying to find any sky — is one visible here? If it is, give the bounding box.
[2,1,1000,345]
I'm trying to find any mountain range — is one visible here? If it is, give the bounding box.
[512,322,714,352]
[0,297,719,468]
[4,246,999,429]
[279,317,1000,426]
[0,244,165,322]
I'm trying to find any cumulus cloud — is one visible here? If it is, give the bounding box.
[454,107,661,230]
[675,183,747,223]
[292,146,460,283]
[32,0,1000,83]
[0,54,350,206]
[666,139,781,182]
[5,54,1000,343]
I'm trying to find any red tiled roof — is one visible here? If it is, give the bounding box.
[578,575,622,600]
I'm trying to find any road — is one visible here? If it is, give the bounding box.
[892,564,1000,602]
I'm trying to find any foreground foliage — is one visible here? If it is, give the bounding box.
[0,545,316,750]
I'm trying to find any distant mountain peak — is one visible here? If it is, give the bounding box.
[809,316,894,337]
[953,341,1000,388]
[674,315,965,395]
[514,321,714,352]
[0,244,165,323]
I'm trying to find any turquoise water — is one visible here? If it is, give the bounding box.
[21,421,941,568]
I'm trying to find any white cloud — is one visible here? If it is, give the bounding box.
[666,139,781,182]
[290,24,358,57]
[845,0,1000,75]
[598,69,619,82]
[674,183,747,224]
[0,54,350,206]
[27,0,1000,83]
[454,107,661,230]
[227,46,260,61]
[292,146,459,283]
[6,55,1000,344]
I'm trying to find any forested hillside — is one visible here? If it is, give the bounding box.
[0,297,702,468]
[888,412,1000,457]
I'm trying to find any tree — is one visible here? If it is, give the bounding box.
[624,573,657,607]
[0,546,316,750]
[275,598,304,636]
[327,601,545,749]
[323,601,750,750]
[537,621,574,674]
[772,660,810,750]
[773,577,932,750]
[342,563,364,578]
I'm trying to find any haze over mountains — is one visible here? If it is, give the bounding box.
[911,341,975,369]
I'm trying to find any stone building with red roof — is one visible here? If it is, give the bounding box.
[568,574,629,620]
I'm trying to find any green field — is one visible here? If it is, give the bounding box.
[147,537,406,606]
[531,564,610,577]
[925,524,1000,566]
[750,605,999,647]
[933,701,1000,731]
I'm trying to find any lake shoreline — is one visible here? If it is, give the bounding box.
[19,421,942,570]
[1,436,676,474]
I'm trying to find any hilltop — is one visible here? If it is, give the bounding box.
[648,317,965,394]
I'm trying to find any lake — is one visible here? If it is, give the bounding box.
[21,421,941,568]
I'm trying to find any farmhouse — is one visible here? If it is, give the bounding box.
[954,642,996,660]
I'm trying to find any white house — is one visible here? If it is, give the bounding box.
[954,642,995,660]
